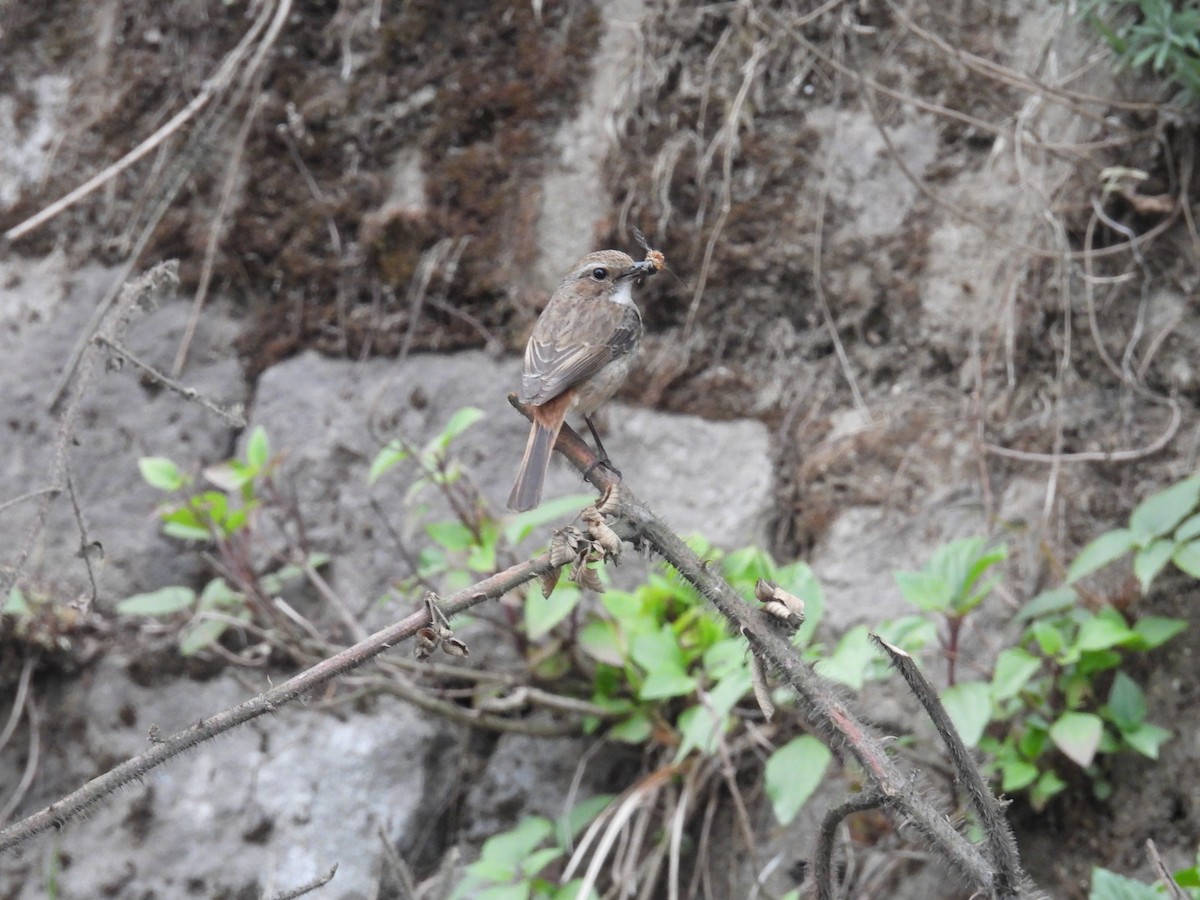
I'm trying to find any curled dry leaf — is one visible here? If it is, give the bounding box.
[594,484,621,517]
[441,637,470,658]
[539,567,561,599]
[749,652,774,722]
[755,578,805,629]
[582,507,622,561]
[414,627,439,661]
[549,527,583,567]
[572,558,604,592]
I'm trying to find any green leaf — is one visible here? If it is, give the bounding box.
[1017,726,1048,760]
[117,586,196,617]
[552,881,600,900]
[368,441,410,484]
[894,569,951,613]
[1077,648,1124,676]
[1030,769,1066,809]
[426,520,476,552]
[608,712,652,744]
[1067,529,1137,583]
[202,462,253,493]
[245,426,270,470]
[524,585,581,641]
[703,637,750,681]
[814,625,874,690]
[1050,712,1104,767]
[139,457,186,492]
[674,671,751,759]
[720,546,776,584]
[639,670,698,700]
[162,519,212,541]
[1105,672,1146,730]
[1132,538,1175,592]
[1076,609,1135,652]
[478,816,553,876]
[1129,475,1200,541]
[578,619,624,667]
[560,795,613,845]
[1175,513,1200,542]
[1122,722,1172,759]
[520,847,563,876]
[502,493,597,546]
[199,577,242,610]
[443,405,486,441]
[991,648,1042,702]
[1127,616,1188,651]
[1175,862,1200,889]
[764,736,832,825]
[630,627,688,678]
[1028,620,1065,656]
[1016,587,1078,622]
[4,587,30,616]
[1089,866,1165,900]
[1172,539,1200,578]
[940,681,991,748]
[179,616,230,656]
[1000,758,1040,792]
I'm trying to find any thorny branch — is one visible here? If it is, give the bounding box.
[2,394,1038,899]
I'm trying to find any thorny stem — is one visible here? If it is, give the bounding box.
[0,550,558,852]
[3,396,1037,900]
[503,396,1035,897]
[815,790,885,900]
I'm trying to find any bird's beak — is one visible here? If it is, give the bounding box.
[620,260,658,283]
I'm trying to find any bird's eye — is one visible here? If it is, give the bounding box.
[590,267,608,281]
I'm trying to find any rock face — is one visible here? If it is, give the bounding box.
[4,0,1200,897]
[0,286,779,897]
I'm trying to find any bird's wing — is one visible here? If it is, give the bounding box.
[519,304,641,406]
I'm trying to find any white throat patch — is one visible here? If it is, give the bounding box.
[609,278,635,307]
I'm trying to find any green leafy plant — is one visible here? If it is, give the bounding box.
[976,585,1185,808]
[891,519,1188,809]
[574,544,828,776]
[119,427,326,655]
[895,536,1007,684]
[1068,475,1200,592]
[1080,0,1200,101]
[451,799,610,900]
[1089,846,1200,899]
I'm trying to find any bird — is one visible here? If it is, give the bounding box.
[507,249,657,511]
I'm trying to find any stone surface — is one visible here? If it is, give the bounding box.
[0,260,246,607]
[1,655,451,900]
[249,349,775,623]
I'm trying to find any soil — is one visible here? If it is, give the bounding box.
[2,0,1199,897]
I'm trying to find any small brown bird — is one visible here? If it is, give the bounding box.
[508,249,657,511]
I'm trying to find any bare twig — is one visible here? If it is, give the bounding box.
[0,487,61,516]
[872,635,1024,898]
[0,654,37,756]
[1145,838,1188,900]
[262,864,338,900]
[0,547,560,852]
[1,262,180,601]
[815,790,884,900]
[173,91,266,376]
[0,690,42,825]
[92,334,247,426]
[63,461,100,605]
[1,1,280,243]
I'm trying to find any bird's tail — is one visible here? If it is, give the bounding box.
[507,418,561,511]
